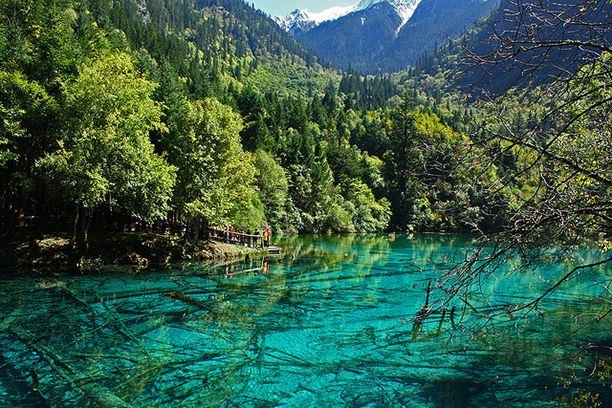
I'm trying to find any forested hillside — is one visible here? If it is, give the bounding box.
[0,0,389,249]
[1,0,609,256]
[412,0,612,95]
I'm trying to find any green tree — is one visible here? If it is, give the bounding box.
[164,96,264,234]
[342,178,391,232]
[38,52,176,250]
[0,71,57,233]
[254,149,289,232]
[384,99,420,230]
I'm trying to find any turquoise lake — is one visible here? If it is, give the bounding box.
[0,234,610,407]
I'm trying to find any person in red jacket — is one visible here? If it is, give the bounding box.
[263,226,271,247]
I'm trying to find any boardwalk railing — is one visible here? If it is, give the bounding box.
[208,228,265,249]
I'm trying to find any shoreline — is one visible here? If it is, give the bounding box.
[0,232,263,275]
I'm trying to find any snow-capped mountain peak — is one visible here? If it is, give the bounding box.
[355,0,422,30]
[274,5,357,34]
[300,6,357,24]
[275,0,422,34]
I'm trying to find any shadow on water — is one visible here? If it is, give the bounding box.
[0,234,609,406]
[418,378,494,408]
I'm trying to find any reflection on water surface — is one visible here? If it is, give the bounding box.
[0,234,610,406]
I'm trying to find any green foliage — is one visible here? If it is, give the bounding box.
[254,150,289,232]
[163,96,263,230]
[339,72,397,110]
[3,0,592,242]
[341,179,391,232]
[0,69,59,234]
[0,71,55,172]
[383,100,507,232]
[38,52,175,221]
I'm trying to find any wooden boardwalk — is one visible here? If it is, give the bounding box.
[208,228,281,254]
[266,246,282,255]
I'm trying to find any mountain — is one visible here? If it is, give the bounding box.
[379,0,500,72]
[413,0,612,95]
[275,0,419,35]
[279,0,498,73]
[274,6,357,35]
[297,2,403,70]
[358,0,422,33]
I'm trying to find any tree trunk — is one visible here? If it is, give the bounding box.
[193,219,200,242]
[6,207,16,239]
[73,204,90,253]
[72,204,80,251]
[36,184,48,233]
[203,219,210,240]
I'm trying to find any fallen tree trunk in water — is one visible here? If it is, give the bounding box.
[4,325,133,407]
[164,291,214,311]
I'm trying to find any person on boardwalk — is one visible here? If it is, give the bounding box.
[263,226,271,247]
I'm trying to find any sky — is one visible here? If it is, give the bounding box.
[250,1,356,16]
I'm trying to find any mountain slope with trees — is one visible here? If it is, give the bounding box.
[0,0,392,250]
[1,0,608,272]
[411,0,612,95]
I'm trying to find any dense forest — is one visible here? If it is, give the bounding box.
[1,0,609,254]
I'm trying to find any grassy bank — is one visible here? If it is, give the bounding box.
[0,233,260,274]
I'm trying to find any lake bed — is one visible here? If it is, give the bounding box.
[0,234,610,406]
